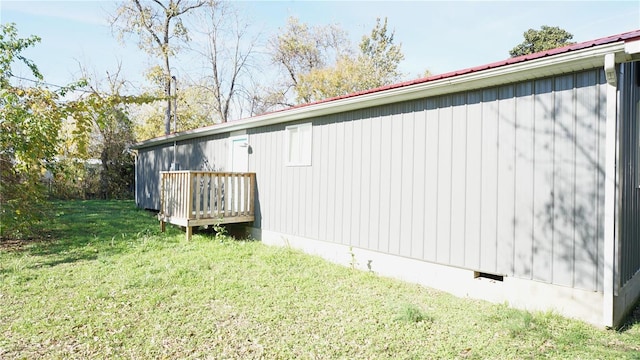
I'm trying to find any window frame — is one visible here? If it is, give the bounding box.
[284,122,312,167]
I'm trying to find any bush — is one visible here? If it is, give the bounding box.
[0,155,51,239]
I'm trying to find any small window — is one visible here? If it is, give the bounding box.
[285,123,312,166]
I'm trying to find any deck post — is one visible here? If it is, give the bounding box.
[186,226,192,241]
[160,220,166,233]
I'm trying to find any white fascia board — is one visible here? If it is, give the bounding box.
[133,42,626,150]
[625,39,640,60]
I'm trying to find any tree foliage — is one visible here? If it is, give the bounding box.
[295,56,370,102]
[358,17,404,88]
[509,25,575,57]
[278,17,405,104]
[0,23,154,237]
[111,0,210,134]
[0,23,87,238]
[76,66,152,199]
[268,16,351,105]
[133,82,217,141]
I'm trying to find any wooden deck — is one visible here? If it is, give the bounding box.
[159,171,256,240]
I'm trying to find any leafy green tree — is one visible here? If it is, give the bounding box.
[0,23,153,236]
[80,67,148,199]
[269,16,351,105]
[295,56,370,102]
[291,17,405,103]
[111,0,210,135]
[0,23,87,238]
[509,25,575,57]
[358,17,404,88]
[132,68,218,140]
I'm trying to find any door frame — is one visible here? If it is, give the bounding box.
[228,131,249,173]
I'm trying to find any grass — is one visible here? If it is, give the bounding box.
[1,200,639,359]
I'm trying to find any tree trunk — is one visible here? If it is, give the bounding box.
[165,84,172,135]
[164,55,172,135]
[100,148,110,200]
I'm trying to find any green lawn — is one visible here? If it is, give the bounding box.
[1,200,639,359]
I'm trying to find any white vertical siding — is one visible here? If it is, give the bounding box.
[400,104,415,257]
[275,124,283,232]
[532,78,554,283]
[450,94,467,267]
[574,71,601,291]
[423,99,439,262]
[378,109,393,253]
[137,69,608,293]
[267,125,278,230]
[341,119,353,245]
[552,75,576,287]
[367,109,382,251]
[596,75,606,293]
[319,120,330,243]
[464,91,483,270]
[358,109,372,250]
[389,105,404,254]
[331,119,344,244]
[480,89,499,273]
[513,82,535,279]
[351,114,364,248]
[436,96,453,263]
[310,119,322,239]
[411,101,426,260]
[496,86,516,276]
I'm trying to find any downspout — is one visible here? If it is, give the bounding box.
[603,53,619,328]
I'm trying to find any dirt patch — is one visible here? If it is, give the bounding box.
[0,234,53,252]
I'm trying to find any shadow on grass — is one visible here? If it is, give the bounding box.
[7,200,168,268]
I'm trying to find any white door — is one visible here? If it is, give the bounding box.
[230,135,249,173]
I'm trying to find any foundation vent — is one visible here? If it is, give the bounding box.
[474,271,504,282]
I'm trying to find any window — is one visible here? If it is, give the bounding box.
[285,123,312,166]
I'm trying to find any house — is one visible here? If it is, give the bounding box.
[132,29,640,328]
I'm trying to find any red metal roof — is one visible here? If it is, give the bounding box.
[271,28,640,113]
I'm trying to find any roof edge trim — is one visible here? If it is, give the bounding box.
[132,41,626,150]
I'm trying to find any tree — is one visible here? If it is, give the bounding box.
[132,82,217,140]
[283,17,405,104]
[0,23,87,237]
[76,64,145,199]
[269,16,351,105]
[111,0,210,135]
[130,64,221,140]
[358,17,404,88]
[295,56,369,102]
[509,25,575,57]
[190,2,258,123]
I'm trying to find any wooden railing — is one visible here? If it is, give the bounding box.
[159,171,255,230]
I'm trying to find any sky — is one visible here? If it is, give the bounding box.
[1,0,639,96]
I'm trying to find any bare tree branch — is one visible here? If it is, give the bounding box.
[111,0,209,134]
